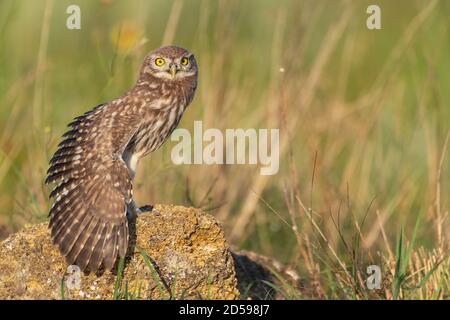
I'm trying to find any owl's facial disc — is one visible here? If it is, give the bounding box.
[146,52,196,81]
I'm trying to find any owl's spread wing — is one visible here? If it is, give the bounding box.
[46,104,132,272]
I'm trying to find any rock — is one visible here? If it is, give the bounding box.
[0,205,238,299]
[0,204,302,300]
[232,250,304,300]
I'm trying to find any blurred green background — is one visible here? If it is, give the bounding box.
[0,0,449,297]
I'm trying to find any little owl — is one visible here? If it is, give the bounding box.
[46,46,198,273]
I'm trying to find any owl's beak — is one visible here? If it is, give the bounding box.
[170,64,177,79]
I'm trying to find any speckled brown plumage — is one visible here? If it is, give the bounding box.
[45,46,198,273]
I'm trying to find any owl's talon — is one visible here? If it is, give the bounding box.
[139,205,161,216]
[139,205,154,213]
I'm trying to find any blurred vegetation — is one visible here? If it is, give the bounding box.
[0,0,449,299]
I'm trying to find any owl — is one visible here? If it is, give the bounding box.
[46,46,198,273]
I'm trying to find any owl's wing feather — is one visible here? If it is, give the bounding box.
[87,221,108,272]
[46,103,132,272]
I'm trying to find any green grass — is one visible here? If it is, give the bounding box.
[60,276,65,300]
[0,0,449,299]
[138,247,171,299]
[113,257,126,300]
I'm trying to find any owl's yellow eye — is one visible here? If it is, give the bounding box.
[155,58,165,66]
[181,57,189,66]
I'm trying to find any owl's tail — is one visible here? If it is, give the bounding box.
[49,210,129,272]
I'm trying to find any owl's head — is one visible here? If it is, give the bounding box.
[141,45,198,81]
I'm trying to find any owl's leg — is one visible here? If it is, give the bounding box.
[126,200,140,220]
